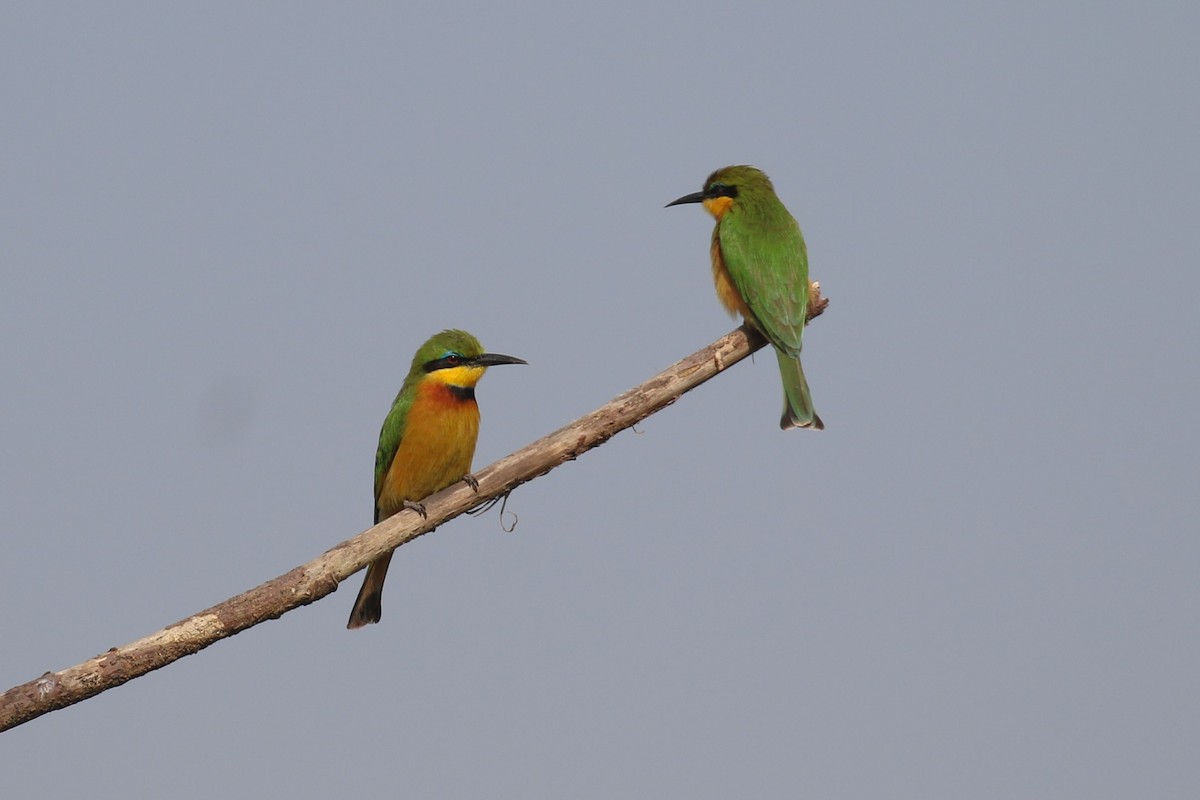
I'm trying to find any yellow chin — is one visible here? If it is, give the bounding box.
[429,364,486,389]
[702,196,734,219]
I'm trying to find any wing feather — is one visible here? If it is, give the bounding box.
[717,208,809,356]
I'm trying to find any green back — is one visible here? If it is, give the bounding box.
[710,166,809,356]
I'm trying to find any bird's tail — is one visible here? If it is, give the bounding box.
[775,348,824,431]
[346,551,393,629]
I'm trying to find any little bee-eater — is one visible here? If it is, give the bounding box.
[346,329,526,629]
[667,165,824,430]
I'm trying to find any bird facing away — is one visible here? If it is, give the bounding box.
[667,165,823,430]
[346,329,526,629]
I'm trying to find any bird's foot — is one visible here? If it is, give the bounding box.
[463,473,480,492]
[402,499,428,519]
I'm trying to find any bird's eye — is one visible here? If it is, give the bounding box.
[442,353,463,366]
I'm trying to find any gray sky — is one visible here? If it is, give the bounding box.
[3,3,1198,797]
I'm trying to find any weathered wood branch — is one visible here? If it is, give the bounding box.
[0,285,827,732]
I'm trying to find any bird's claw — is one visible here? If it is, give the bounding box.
[463,473,480,492]
[402,499,428,519]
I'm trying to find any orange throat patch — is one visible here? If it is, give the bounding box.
[702,195,734,220]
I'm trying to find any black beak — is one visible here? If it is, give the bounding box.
[665,190,705,208]
[471,353,528,367]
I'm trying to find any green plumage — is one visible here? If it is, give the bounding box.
[668,165,823,430]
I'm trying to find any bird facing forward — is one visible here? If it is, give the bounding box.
[347,329,526,629]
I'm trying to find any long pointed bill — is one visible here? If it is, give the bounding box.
[471,353,528,367]
[665,190,705,208]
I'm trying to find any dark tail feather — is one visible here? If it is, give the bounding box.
[346,551,393,629]
[782,406,825,431]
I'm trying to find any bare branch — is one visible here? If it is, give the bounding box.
[0,285,827,731]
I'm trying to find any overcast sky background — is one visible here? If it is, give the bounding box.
[3,3,1198,797]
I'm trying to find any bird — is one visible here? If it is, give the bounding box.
[346,329,526,629]
[667,165,824,430]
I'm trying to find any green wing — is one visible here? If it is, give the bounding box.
[373,384,415,524]
[717,207,809,356]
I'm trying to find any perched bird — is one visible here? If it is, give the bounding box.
[347,329,526,629]
[667,165,824,430]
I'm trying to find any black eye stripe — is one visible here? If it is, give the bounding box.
[704,183,738,200]
[422,354,469,373]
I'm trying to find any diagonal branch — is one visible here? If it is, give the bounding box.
[0,285,827,732]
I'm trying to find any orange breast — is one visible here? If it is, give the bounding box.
[376,382,480,519]
[710,233,752,319]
